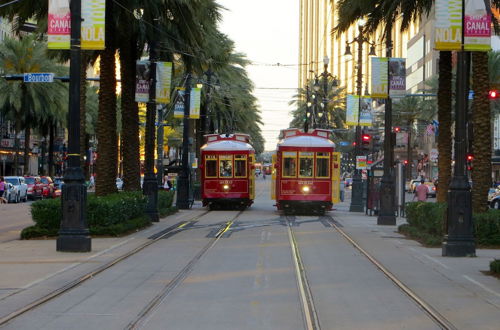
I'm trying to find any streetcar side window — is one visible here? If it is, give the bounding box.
[219,155,233,177]
[316,152,330,178]
[234,155,247,178]
[205,155,217,178]
[282,152,297,178]
[299,152,314,178]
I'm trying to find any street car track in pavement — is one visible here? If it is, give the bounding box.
[126,210,244,330]
[0,209,215,327]
[323,215,457,330]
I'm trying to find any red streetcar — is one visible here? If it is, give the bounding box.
[272,128,340,215]
[200,133,256,210]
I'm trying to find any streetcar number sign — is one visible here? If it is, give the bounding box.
[23,73,54,83]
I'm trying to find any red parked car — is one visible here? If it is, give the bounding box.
[40,176,55,198]
[24,176,43,200]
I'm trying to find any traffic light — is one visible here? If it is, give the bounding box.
[403,160,409,165]
[393,126,401,133]
[361,134,371,152]
[489,90,499,99]
[466,153,473,171]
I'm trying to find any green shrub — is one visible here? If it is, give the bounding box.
[30,199,62,229]
[474,210,500,246]
[158,190,175,212]
[490,259,500,274]
[21,225,58,239]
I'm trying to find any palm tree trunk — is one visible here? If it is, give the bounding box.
[80,53,89,180]
[437,51,453,203]
[95,0,118,196]
[119,36,141,191]
[23,126,30,175]
[48,122,55,177]
[471,51,491,213]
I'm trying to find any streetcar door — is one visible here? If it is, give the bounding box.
[332,152,341,203]
[271,153,276,200]
[249,154,255,199]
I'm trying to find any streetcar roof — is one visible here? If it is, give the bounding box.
[277,135,335,148]
[201,139,255,151]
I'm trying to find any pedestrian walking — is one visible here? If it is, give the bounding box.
[414,178,428,202]
[0,176,6,204]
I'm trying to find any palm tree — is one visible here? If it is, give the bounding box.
[0,35,68,175]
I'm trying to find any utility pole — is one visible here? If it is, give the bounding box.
[176,73,192,209]
[57,0,91,252]
[143,34,159,222]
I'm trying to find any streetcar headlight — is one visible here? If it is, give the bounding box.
[302,186,310,193]
[223,184,230,190]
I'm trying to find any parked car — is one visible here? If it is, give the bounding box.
[24,176,43,200]
[423,181,437,198]
[3,176,28,202]
[3,182,17,203]
[489,188,500,209]
[344,177,353,188]
[407,179,421,193]
[116,178,123,190]
[40,176,55,198]
[53,177,64,189]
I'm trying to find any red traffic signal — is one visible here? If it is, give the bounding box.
[489,90,499,99]
[466,153,474,162]
[361,134,371,144]
[403,160,409,165]
[393,126,401,133]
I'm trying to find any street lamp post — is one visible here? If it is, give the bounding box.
[57,0,91,252]
[304,85,311,132]
[176,73,192,209]
[347,22,376,213]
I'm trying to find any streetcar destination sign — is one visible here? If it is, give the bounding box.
[23,73,54,83]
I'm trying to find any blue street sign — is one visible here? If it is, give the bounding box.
[23,73,54,83]
[339,141,350,146]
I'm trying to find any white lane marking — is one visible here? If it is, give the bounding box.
[463,275,500,299]
[407,247,451,270]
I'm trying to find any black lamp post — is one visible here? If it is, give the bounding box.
[304,85,311,132]
[347,21,376,213]
[176,73,192,209]
[57,0,91,252]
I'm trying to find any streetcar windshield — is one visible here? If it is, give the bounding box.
[282,152,297,178]
[205,160,217,178]
[234,155,247,177]
[299,152,313,177]
[219,156,233,177]
[316,152,330,178]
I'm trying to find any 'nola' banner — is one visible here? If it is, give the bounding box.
[371,57,388,98]
[435,0,462,51]
[346,95,359,126]
[48,0,106,50]
[135,61,151,103]
[156,62,173,104]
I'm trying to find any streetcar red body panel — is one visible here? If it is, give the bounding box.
[273,128,336,214]
[200,133,255,209]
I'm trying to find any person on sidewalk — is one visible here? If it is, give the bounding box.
[414,178,428,202]
[0,176,6,204]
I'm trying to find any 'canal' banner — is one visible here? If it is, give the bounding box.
[389,58,406,97]
[359,97,373,127]
[464,0,491,51]
[346,95,359,126]
[48,0,106,50]
[81,0,106,50]
[156,62,173,104]
[189,88,201,119]
[371,57,388,98]
[135,61,151,103]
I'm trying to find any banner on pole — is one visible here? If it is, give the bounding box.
[48,0,71,49]
[371,57,388,98]
[135,61,151,103]
[346,94,359,126]
[464,0,491,51]
[359,97,373,127]
[174,88,185,118]
[389,58,406,97]
[189,88,201,119]
[156,62,173,104]
[81,0,106,50]
[435,0,463,50]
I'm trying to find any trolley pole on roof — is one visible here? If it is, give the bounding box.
[57,0,91,252]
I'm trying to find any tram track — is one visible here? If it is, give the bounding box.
[126,210,243,330]
[0,209,214,327]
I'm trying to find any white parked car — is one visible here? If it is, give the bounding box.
[116,178,123,190]
[4,176,28,202]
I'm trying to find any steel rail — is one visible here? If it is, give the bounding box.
[0,210,211,327]
[126,211,243,330]
[325,216,457,330]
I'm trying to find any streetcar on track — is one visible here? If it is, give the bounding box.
[200,133,256,210]
[272,128,340,215]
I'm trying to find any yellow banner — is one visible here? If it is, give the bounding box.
[370,57,388,98]
[435,0,462,51]
[189,88,201,119]
[156,62,173,104]
[81,0,105,50]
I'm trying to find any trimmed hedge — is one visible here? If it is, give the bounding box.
[491,260,500,274]
[21,190,176,239]
[400,202,500,247]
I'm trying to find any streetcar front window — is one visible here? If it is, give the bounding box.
[235,155,247,177]
[299,152,314,178]
[219,156,233,177]
[316,152,330,178]
[282,152,297,178]
[205,155,217,178]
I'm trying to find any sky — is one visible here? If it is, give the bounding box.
[217,0,299,151]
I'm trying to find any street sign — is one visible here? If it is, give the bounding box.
[356,156,367,169]
[23,73,54,83]
[339,141,350,146]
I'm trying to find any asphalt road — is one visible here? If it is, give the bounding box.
[0,200,34,243]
